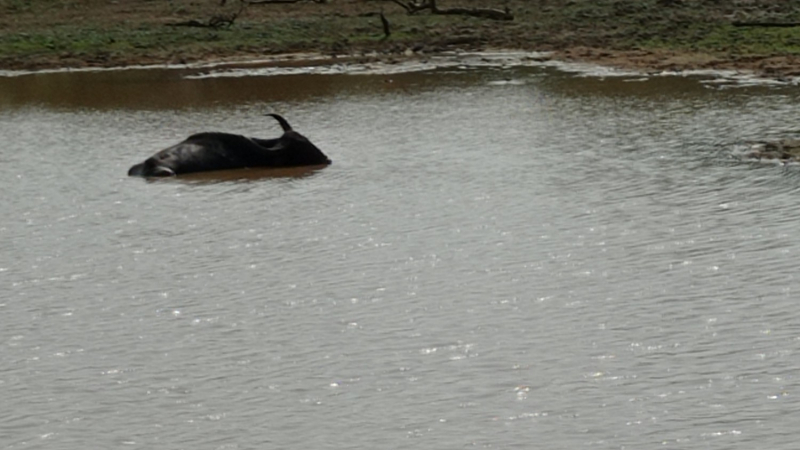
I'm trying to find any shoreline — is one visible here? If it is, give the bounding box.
[2,41,800,83]
[3,1,800,81]
[2,46,799,86]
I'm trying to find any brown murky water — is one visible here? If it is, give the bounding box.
[3,61,800,449]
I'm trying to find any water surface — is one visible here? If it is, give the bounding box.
[2,63,800,450]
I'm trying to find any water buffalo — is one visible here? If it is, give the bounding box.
[127,114,331,177]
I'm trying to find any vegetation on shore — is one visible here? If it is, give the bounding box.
[2,0,800,76]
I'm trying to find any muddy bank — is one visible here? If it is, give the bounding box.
[554,47,800,82]
[2,0,800,79]
[3,48,791,88]
[4,42,800,84]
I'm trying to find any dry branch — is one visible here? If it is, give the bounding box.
[166,16,236,28]
[732,21,800,28]
[380,11,391,39]
[247,0,327,3]
[389,0,431,14]
[433,5,512,20]
[166,0,248,28]
[388,0,512,21]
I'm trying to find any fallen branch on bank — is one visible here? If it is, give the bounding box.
[732,21,800,28]
[247,0,327,4]
[380,11,391,39]
[389,0,513,21]
[166,0,248,29]
[167,15,237,28]
[165,0,327,28]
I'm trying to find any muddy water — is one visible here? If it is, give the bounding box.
[3,62,800,450]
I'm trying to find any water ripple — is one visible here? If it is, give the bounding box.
[3,69,800,450]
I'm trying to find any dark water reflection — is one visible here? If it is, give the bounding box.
[143,165,330,184]
[0,67,483,109]
[3,64,800,450]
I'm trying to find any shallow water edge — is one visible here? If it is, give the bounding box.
[2,50,798,87]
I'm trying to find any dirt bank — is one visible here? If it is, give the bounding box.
[2,0,800,78]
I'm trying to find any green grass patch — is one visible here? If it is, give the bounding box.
[0,12,471,62]
[636,22,800,56]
